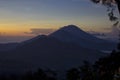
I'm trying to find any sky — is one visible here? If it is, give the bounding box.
[0,0,119,43]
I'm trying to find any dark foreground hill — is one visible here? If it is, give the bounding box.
[0,35,105,74]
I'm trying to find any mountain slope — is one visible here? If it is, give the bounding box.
[0,36,105,73]
[50,25,116,51]
[0,43,18,51]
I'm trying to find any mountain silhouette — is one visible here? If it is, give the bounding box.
[50,25,116,51]
[0,43,18,51]
[0,25,115,74]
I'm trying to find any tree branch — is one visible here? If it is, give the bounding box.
[115,0,120,14]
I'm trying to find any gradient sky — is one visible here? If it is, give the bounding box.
[0,0,119,43]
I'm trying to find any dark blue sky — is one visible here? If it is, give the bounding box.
[0,0,111,28]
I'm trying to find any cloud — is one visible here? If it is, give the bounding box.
[25,28,55,35]
[88,24,120,42]
[0,32,6,36]
[88,31,106,37]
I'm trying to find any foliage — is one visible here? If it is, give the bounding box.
[0,68,57,80]
[91,0,120,30]
[66,43,120,80]
[0,43,120,80]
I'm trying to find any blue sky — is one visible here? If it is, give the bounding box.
[0,0,110,27]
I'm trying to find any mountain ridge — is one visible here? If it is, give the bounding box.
[0,25,115,74]
[50,25,116,51]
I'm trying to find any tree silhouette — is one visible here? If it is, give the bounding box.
[22,71,33,80]
[93,43,120,80]
[91,0,120,14]
[33,68,47,80]
[0,75,8,80]
[90,0,120,29]
[79,61,94,80]
[45,69,57,80]
[66,68,80,80]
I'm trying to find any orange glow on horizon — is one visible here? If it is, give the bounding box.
[0,22,109,37]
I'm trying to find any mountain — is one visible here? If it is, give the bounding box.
[0,43,18,51]
[0,25,115,74]
[0,35,105,74]
[50,25,116,51]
